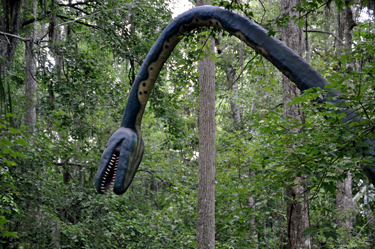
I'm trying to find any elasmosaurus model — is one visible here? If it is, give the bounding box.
[95,5,375,195]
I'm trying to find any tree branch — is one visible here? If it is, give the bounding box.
[54,162,86,167]
[0,31,31,42]
[58,1,94,7]
[356,215,375,237]
[56,14,99,29]
[22,12,50,28]
[258,0,266,23]
[68,6,91,15]
[303,29,344,45]
[226,54,259,91]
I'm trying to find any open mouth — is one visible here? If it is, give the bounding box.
[99,143,121,193]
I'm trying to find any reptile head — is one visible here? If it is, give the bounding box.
[95,127,144,195]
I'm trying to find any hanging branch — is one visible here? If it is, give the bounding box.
[258,0,267,23]
[55,11,101,28]
[226,54,259,90]
[58,0,95,7]
[304,29,344,45]
[0,31,31,42]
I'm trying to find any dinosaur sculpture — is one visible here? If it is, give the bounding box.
[95,5,375,195]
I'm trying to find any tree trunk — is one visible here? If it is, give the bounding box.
[0,0,22,72]
[335,3,355,240]
[226,67,241,126]
[196,1,216,248]
[24,0,37,131]
[286,176,311,249]
[336,172,353,233]
[0,0,22,115]
[281,0,311,248]
[247,194,258,247]
[128,1,136,86]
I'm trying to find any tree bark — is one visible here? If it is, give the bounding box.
[196,1,216,248]
[281,0,311,248]
[0,0,22,115]
[336,171,353,233]
[335,3,355,240]
[286,176,311,249]
[226,66,241,126]
[24,0,37,131]
[0,0,22,72]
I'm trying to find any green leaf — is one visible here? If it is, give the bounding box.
[0,216,8,225]
[9,127,21,134]
[5,113,16,117]
[302,227,318,237]
[14,139,28,146]
[0,139,13,146]
[3,159,16,166]
[323,231,338,241]
[2,231,19,238]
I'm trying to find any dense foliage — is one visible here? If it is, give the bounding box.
[0,0,374,248]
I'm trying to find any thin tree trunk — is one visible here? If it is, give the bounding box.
[247,194,258,247]
[129,2,135,85]
[335,3,355,240]
[24,0,37,131]
[304,16,311,64]
[336,171,353,234]
[196,0,216,248]
[281,0,311,247]
[226,66,241,126]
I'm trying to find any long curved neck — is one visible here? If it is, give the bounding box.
[120,5,328,130]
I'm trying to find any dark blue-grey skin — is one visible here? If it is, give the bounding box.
[95,5,375,195]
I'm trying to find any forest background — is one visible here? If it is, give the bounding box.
[0,0,374,248]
